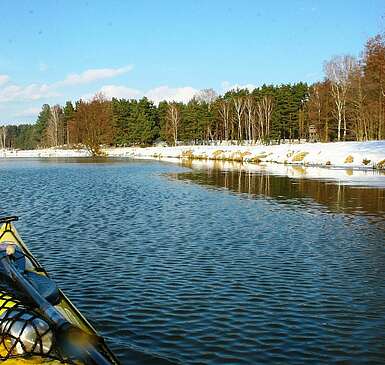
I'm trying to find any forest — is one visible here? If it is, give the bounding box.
[1,33,385,154]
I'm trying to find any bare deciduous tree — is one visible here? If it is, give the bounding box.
[166,103,181,146]
[70,93,114,155]
[245,96,256,142]
[324,55,356,141]
[217,98,232,141]
[46,105,61,147]
[233,96,246,142]
[256,95,274,140]
[0,126,7,149]
[363,34,385,140]
[348,63,369,141]
[196,89,218,107]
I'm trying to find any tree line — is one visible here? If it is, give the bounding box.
[1,33,384,154]
[308,34,385,142]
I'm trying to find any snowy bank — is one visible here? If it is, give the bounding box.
[1,141,385,170]
[106,141,385,170]
[0,148,90,158]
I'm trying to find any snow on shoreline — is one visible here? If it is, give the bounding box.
[1,141,385,170]
[107,141,385,169]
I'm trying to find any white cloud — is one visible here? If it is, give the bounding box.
[99,85,142,99]
[0,75,10,86]
[88,84,198,105]
[221,81,257,92]
[58,65,133,86]
[0,83,60,103]
[0,65,134,103]
[145,86,198,104]
[14,107,41,117]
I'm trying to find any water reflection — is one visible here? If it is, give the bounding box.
[171,160,385,219]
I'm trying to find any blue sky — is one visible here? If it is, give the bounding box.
[0,0,383,124]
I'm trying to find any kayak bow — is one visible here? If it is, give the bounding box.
[0,216,120,365]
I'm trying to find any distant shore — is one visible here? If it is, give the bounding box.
[1,141,385,170]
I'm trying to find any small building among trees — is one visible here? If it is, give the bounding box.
[308,125,319,142]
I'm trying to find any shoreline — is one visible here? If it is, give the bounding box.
[1,140,385,170]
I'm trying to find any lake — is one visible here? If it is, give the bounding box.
[0,158,384,364]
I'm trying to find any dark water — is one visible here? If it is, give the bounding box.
[0,158,384,365]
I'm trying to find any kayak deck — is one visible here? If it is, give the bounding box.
[0,219,119,364]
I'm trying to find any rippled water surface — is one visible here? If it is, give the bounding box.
[1,158,385,364]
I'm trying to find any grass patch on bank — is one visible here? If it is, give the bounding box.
[344,155,354,163]
[292,151,309,162]
[377,159,385,169]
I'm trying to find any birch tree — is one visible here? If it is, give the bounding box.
[245,96,256,142]
[0,126,7,149]
[324,55,356,140]
[264,96,274,139]
[256,95,274,140]
[166,103,181,146]
[46,105,61,147]
[233,96,246,141]
[217,98,231,141]
[196,88,218,107]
